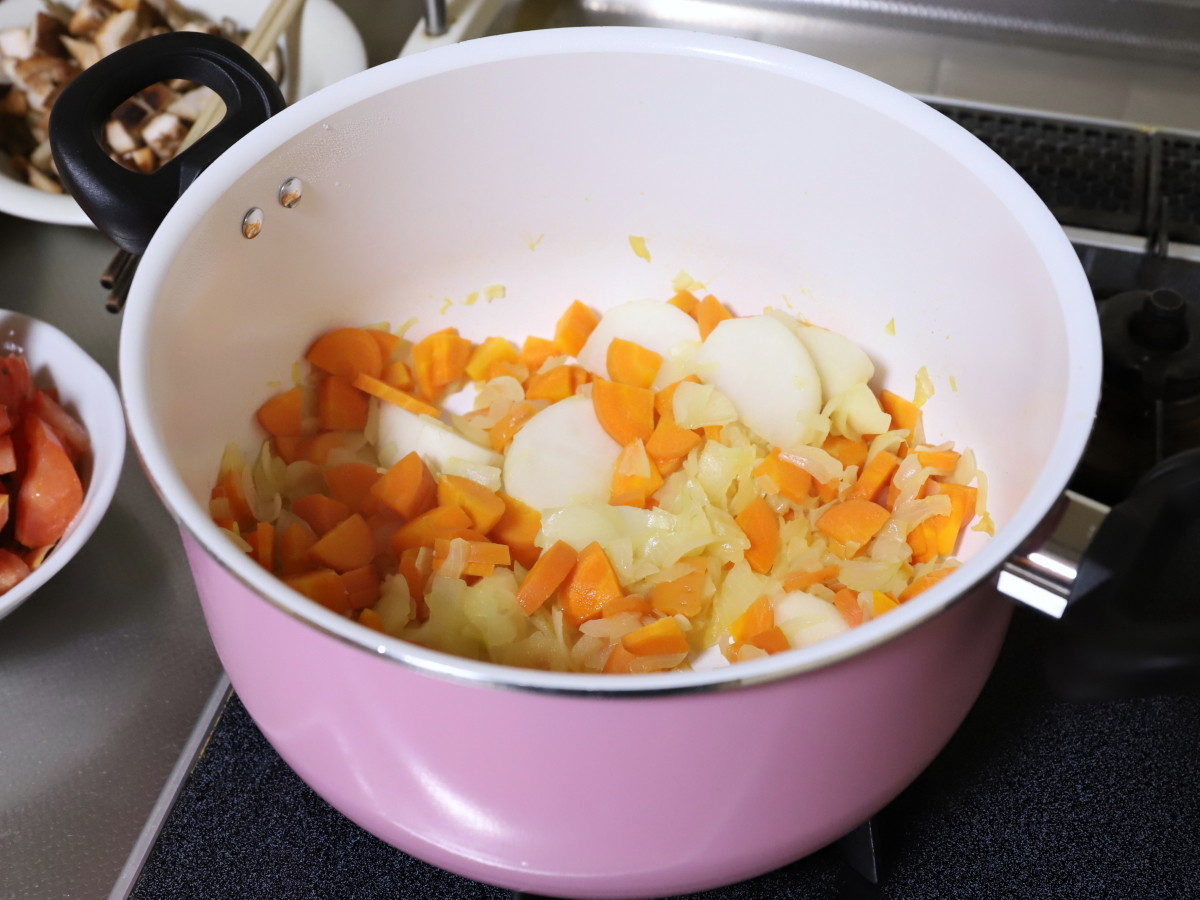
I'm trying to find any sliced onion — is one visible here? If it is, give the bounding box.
[778,444,843,485]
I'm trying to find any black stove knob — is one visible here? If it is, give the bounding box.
[1130,288,1188,353]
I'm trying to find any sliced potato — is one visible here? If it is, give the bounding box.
[576,299,700,388]
[377,403,502,472]
[691,315,822,450]
[503,395,622,511]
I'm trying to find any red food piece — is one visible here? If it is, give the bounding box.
[0,355,34,417]
[30,391,89,461]
[0,548,30,594]
[0,405,11,436]
[16,415,84,549]
[0,436,15,476]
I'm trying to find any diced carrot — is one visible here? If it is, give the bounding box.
[280,520,318,576]
[252,521,274,572]
[357,607,385,632]
[871,590,899,616]
[489,401,537,452]
[371,452,437,521]
[668,290,698,314]
[559,541,623,626]
[815,478,840,505]
[703,425,724,443]
[383,360,414,391]
[411,328,472,400]
[886,483,900,511]
[817,499,890,547]
[606,338,662,389]
[30,391,89,459]
[622,616,689,656]
[437,475,506,534]
[650,568,705,616]
[318,376,369,432]
[432,526,490,544]
[899,566,956,601]
[645,415,702,464]
[929,482,978,556]
[729,595,773,643]
[353,373,440,417]
[306,328,383,382]
[325,462,382,511]
[554,300,599,357]
[219,466,253,527]
[748,626,790,654]
[515,540,578,614]
[592,378,654,446]
[399,547,432,615]
[303,433,346,467]
[755,449,812,505]
[518,336,558,373]
[491,492,542,568]
[917,449,961,471]
[603,643,638,674]
[341,564,381,609]
[285,568,349,614]
[390,505,472,552]
[603,595,652,618]
[367,329,400,362]
[0,548,30,594]
[0,435,14,476]
[696,295,732,340]
[525,364,590,402]
[736,498,780,575]
[16,416,83,549]
[822,435,868,470]
[256,387,303,437]
[654,375,701,419]
[832,587,862,627]
[273,435,303,465]
[292,494,351,537]
[657,457,684,477]
[850,450,900,502]
[907,519,939,564]
[309,513,375,572]
[782,564,839,593]
[610,441,664,509]
[880,390,921,436]
[432,537,510,576]
[466,337,519,382]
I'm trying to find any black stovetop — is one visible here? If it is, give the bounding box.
[128,607,1200,900]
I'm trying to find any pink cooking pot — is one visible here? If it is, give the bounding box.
[49,26,1101,898]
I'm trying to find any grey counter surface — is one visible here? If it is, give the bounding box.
[0,5,417,898]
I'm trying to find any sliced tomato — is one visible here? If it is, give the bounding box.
[16,415,83,549]
[29,391,89,461]
[0,355,34,417]
[0,548,30,594]
[0,435,15,476]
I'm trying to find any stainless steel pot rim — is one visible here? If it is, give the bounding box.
[119,26,1102,698]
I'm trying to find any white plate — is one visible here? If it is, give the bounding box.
[0,0,366,227]
[0,310,125,622]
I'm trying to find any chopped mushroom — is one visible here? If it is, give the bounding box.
[0,0,267,194]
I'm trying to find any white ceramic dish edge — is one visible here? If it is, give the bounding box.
[119,27,1101,694]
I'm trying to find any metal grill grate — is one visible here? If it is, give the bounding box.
[930,103,1149,235]
[1154,133,1200,245]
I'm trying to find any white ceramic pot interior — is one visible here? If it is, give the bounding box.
[122,29,1100,692]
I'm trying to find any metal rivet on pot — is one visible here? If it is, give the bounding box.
[242,207,263,239]
[279,177,302,209]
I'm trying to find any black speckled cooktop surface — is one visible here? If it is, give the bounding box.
[129,607,1200,900]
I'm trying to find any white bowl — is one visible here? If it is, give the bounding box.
[0,0,367,226]
[0,311,125,621]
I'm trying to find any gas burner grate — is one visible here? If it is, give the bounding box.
[1154,133,1200,245]
[929,104,1148,235]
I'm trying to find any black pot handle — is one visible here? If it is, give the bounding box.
[1046,448,1200,699]
[50,32,286,255]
